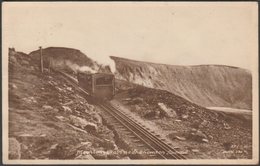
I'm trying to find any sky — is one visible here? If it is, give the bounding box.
[3,2,258,71]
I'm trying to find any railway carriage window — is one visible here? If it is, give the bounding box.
[96,76,113,85]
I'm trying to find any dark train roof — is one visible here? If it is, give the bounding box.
[77,71,114,76]
[94,72,114,76]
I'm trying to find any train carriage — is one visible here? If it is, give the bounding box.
[77,71,115,100]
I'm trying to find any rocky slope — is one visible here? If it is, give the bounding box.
[111,56,252,110]
[8,49,126,159]
[8,48,252,159]
[113,83,252,159]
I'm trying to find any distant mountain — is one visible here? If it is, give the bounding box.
[111,56,252,110]
[29,47,111,73]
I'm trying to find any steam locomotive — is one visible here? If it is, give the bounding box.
[77,71,115,100]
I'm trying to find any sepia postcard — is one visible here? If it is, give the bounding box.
[2,2,259,165]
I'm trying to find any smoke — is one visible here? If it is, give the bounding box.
[97,56,116,73]
[64,60,79,72]
[76,49,116,73]
[64,60,96,74]
[107,57,116,73]
[50,52,116,74]
[78,66,96,73]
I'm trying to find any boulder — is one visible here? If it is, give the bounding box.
[224,123,231,130]
[55,116,66,121]
[122,98,131,102]
[69,115,97,132]
[195,130,207,139]
[23,97,37,103]
[92,113,102,125]
[190,130,207,142]
[30,66,35,70]
[63,101,73,106]
[202,139,209,143]
[21,60,29,66]
[134,105,142,112]
[178,150,189,155]
[56,87,63,92]
[85,124,98,133]
[143,110,156,119]
[101,139,117,150]
[9,138,21,159]
[40,134,47,137]
[19,133,33,137]
[191,128,197,132]
[181,114,189,119]
[85,104,95,112]
[167,132,178,140]
[10,83,18,89]
[191,149,200,153]
[131,97,144,104]
[50,143,59,150]
[75,153,95,159]
[92,149,107,159]
[199,120,209,128]
[42,105,53,110]
[158,103,177,118]
[21,144,28,150]
[75,104,85,111]
[66,87,72,91]
[175,136,186,141]
[223,142,232,150]
[49,144,65,159]
[53,108,59,113]
[62,106,72,113]
[154,110,160,118]
[208,135,214,140]
[80,141,92,147]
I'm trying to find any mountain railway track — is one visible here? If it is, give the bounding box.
[56,70,186,159]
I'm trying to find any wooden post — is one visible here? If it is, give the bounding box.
[39,46,43,73]
[49,57,52,72]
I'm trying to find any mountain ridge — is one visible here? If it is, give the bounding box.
[111,56,252,110]
[29,47,111,73]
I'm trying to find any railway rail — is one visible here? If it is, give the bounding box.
[57,70,187,159]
